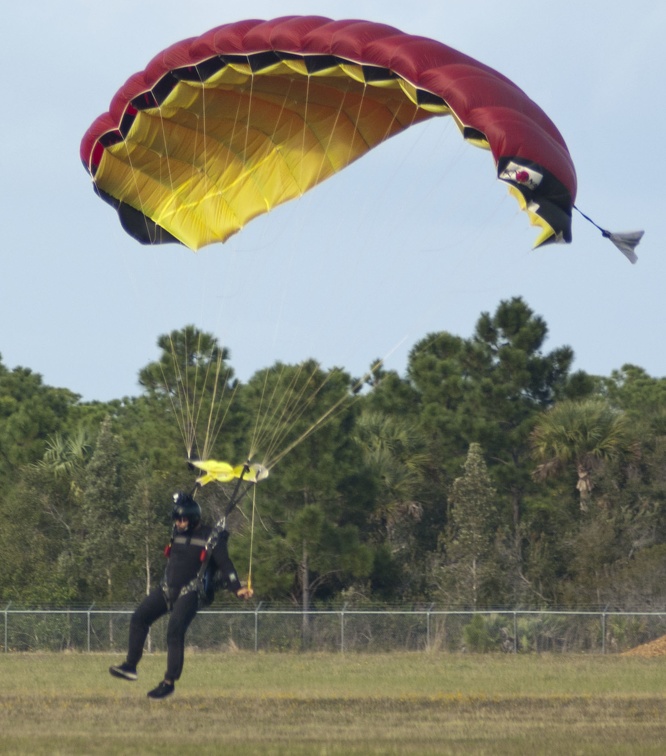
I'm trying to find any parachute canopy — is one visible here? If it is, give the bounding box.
[81,16,577,250]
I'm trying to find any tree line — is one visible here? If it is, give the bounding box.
[1,297,664,610]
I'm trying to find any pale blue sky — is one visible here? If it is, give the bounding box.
[2,1,663,401]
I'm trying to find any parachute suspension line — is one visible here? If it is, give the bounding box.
[187,329,205,457]
[177,67,206,244]
[264,391,344,470]
[242,359,327,467]
[228,70,324,463]
[311,77,356,191]
[225,461,251,517]
[299,74,311,194]
[309,75,346,190]
[250,360,333,466]
[344,80,368,173]
[200,352,238,461]
[246,362,281,461]
[246,482,257,593]
[159,333,195,458]
[340,73,417,174]
[154,90,183,232]
[260,362,325,460]
[173,330,239,462]
[190,329,221,460]
[156,331,202,460]
[264,358,384,471]
[221,88,244,196]
[180,328,211,459]
[117,128,156,245]
[246,348,337,464]
[243,67,256,178]
[246,361,306,462]
[248,340,408,474]
[247,340,400,475]
[197,66,208,208]
[343,81,420,245]
[272,77,296,149]
[195,345,222,458]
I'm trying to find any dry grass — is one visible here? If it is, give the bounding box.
[623,633,666,658]
[2,652,666,754]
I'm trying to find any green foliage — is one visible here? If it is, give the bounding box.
[531,398,636,509]
[351,409,429,597]
[79,417,129,602]
[433,444,508,608]
[390,297,595,596]
[603,364,666,418]
[239,362,373,604]
[124,462,174,596]
[0,464,80,604]
[462,613,514,652]
[1,302,666,611]
[448,443,498,552]
[0,360,79,488]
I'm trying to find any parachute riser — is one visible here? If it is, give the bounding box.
[224,461,250,517]
[186,463,253,603]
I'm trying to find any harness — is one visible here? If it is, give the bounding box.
[161,463,253,608]
[160,530,210,608]
[180,525,230,606]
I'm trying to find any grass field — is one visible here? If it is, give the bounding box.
[1,651,665,754]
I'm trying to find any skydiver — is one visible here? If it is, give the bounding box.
[109,491,253,699]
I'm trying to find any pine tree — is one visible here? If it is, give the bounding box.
[438,443,499,608]
[81,417,128,603]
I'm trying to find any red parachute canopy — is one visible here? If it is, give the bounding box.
[81,16,576,250]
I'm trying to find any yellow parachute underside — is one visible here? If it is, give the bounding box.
[93,60,438,250]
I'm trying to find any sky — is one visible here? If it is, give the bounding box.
[2,1,664,403]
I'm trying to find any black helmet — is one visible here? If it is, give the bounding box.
[171,491,201,529]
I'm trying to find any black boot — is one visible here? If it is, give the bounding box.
[147,680,175,699]
[109,662,138,681]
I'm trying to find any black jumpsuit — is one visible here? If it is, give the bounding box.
[127,525,241,682]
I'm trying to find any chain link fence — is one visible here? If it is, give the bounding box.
[4,605,666,654]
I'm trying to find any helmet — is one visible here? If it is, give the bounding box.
[171,491,201,529]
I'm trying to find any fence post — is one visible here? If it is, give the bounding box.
[254,602,262,653]
[340,603,348,653]
[4,603,10,653]
[513,611,518,654]
[426,604,434,650]
[601,612,606,654]
[87,603,95,653]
